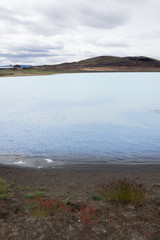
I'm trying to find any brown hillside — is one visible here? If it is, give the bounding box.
[30,56,160,72]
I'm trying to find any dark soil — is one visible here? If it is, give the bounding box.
[0,164,160,240]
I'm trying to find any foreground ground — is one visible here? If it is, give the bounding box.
[0,163,160,240]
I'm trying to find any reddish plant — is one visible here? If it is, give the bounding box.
[75,203,98,225]
[28,197,70,216]
[145,231,153,239]
[39,199,54,211]
[53,198,70,213]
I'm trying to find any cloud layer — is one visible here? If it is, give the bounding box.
[0,0,160,65]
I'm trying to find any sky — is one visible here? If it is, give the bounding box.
[0,0,160,66]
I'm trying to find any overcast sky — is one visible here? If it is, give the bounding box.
[0,0,160,65]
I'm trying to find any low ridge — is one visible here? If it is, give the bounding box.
[31,56,160,72]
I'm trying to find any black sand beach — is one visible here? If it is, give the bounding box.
[0,163,160,190]
[0,163,160,240]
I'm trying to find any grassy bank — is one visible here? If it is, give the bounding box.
[0,69,57,77]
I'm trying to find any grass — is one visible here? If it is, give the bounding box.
[0,72,13,76]
[0,176,147,205]
[98,178,146,203]
[32,208,50,217]
[0,177,11,199]
[25,185,31,191]
[37,186,45,191]
[16,185,25,191]
[0,69,56,78]
[0,177,8,194]
[25,191,44,199]
[0,193,11,200]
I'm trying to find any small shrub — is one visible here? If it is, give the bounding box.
[98,178,146,203]
[91,195,101,201]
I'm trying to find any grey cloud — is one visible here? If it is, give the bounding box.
[80,12,128,29]
[0,6,57,36]
[0,0,151,34]
[44,0,153,31]
[0,0,159,65]
[95,41,129,48]
[74,3,129,29]
[0,46,69,65]
[0,44,64,59]
[33,0,130,35]
[13,45,64,53]
[0,0,131,38]
[0,7,16,22]
[107,43,129,47]
[0,52,52,59]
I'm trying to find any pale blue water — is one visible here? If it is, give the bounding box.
[0,73,160,167]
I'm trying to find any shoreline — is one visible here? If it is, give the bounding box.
[0,163,160,187]
[1,68,160,78]
[1,154,160,169]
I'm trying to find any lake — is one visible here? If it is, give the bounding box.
[0,73,160,167]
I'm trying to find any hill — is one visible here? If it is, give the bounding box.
[31,56,160,72]
[1,56,160,77]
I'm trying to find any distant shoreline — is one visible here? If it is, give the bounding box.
[1,55,160,77]
[1,67,160,78]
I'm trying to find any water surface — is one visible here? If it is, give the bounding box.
[0,73,160,167]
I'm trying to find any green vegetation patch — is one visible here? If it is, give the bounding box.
[0,177,11,200]
[0,72,13,76]
[98,178,146,203]
[0,192,11,200]
[91,194,101,201]
[25,191,44,199]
